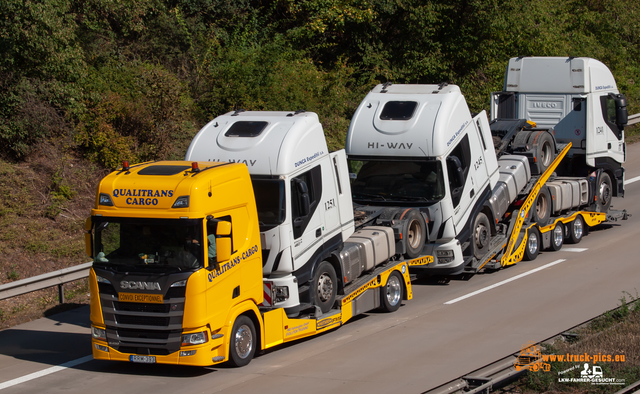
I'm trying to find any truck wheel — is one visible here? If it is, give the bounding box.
[228,315,256,367]
[548,222,564,251]
[312,261,337,313]
[567,215,585,244]
[472,212,491,260]
[597,172,612,212]
[402,209,426,259]
[523,228,540,261]
[532,186,551,226]
[379,271,403,313]
[528,131,555,174]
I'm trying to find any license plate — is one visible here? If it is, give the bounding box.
[118,292,163,304]
[130,355,156,363]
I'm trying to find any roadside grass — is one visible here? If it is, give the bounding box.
[519,294,640,393]
[0,141,106,330]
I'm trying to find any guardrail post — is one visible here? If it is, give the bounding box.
[58,284,65,304]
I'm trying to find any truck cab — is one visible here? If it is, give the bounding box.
[346,84,499,274]
[185,111,355,315]
[491,57,628,198]
[87,161,264,365]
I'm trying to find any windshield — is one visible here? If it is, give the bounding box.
[251,178,286,229]
[93,217,204,272]
[348,159,445,204]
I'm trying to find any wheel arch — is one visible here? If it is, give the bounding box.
[226,301,265,354]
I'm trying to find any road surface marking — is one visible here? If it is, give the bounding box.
[444,259,567,305]
[561,247,588,252]
[625,175,640,185]
[0,355,92,390]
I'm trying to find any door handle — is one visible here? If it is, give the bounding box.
[316,228,322,237]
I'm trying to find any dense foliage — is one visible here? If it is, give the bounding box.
[1,0,640,165]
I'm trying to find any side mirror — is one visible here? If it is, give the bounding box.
[84,217,93,258]
[216,221,232,262]
[447,156,465,187]
[612,93,628,127]
[294,179,311,216]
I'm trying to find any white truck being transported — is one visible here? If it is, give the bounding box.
[185,110,419,317]
[345,82,620,276]
[490,56,628,212]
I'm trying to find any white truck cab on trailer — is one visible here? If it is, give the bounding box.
[185,110,409,316]
[346,84,500,275]
[491,57,628,203]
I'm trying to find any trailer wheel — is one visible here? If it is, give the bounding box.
[379,271,403,313]
[228,315,256,367]
[472,212,491,260]
[402,209,427,259]
[567,215,585,244]
[312,261,337,313]
[548,222,564,251]
[532,186,551,226]
[597,172,612,212]
[523,228,540,261]
[528,131,555,174]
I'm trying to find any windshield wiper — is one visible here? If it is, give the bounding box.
[352,192,387,201]
[388,195,430,202]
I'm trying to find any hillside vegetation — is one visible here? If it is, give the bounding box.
[1,0,640,326]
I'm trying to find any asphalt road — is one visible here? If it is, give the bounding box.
[2,144,640,394]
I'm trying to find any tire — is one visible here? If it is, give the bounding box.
[597,172,612,212]
[401,209,427,259]
[528,131,555,174]
[532,186,552,226]
[312,261,337,313]
[228,315,256,367]
[567,215,585,244]
[379,271,403,313]
[523,228,540,261]
[471,212,492,260]
[548,222,564,251]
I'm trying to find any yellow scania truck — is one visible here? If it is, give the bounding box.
[86,121,414,367]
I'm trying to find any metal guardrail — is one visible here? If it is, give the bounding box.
[0,262,92,303]
[628,113,640,126]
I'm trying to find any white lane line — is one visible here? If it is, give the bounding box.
[625,175,640,185]
[444,259,567,305]
[0,355,92,390]
[561,247,588,252]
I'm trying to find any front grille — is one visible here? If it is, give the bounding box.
[97,276,187,355]
[114,301,170,313]
[116,315,170,326]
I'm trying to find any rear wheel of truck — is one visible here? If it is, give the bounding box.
[523,228,540,261]
[528,131,555,174]
[312,261,337,313]
[228,315,256,367]
[403,209,426,259]
[597,172,612,212]
[567,215,585,244]
[472,212,491,260]
[548,222,564,251]
[532,186,552,226]
[379,271,403,313]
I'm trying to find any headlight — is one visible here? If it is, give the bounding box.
[436,250,454,264]
[92,326,106,341]
[98,193,114,206]
[171,280,187,287]
[274,286,289,303]
[96,275,111,284]
[182,331,208,346]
